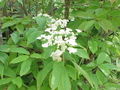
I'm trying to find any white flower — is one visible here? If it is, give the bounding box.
[36,16,81,61]
[51,50,63,61]
[76,29,82,33]
[37,36,42,39]
[67,40,77,46]
[42,43,49,47]
[45,28,51,32]
[37,13,42,16]
[43,14,50,17]
[37,34,46,39]
[67,47,77,54]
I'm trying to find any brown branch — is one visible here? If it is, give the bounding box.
[64,0,71,19]
[20,0,28,16]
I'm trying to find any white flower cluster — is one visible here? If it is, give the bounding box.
[37,14,82,61]
[33,13,52,19]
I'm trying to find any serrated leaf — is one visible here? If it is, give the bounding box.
[4,67,16,77]
[12,77,22,88]
[72,11,94,19]
[96,70,107,84]
[37,61,53,90]
[58,69,71,90]
[28,86,36,90]
[105,82,120,89]
[16,24,24,34]
[42,46,56,59]
[17,0,23,5]
[98,19,115,31]
[30,53,42,59]
[0,52,8,64]
[79,20,95,31]
[11,31,20,44]
[75,49,89,59]
[0,63,4,78]
[10,55,29,64]
[66,65,77,80]
[0,45,10,52]
[10,47,30,55]
[99,64,110,76]
[20,59,32,76]
[26,28,41,44]
[72,61,94,88]
[88,40,98,54]
[34,16,47,30]
[51,62,71,90]
[7,84,16,90]
[2,19,21,29]
[0,78,12,85]
[96,52,111,64]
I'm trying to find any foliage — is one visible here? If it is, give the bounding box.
[0,0,120,90]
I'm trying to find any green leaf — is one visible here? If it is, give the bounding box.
[42,46,56,59]
[66,65,77,80]
[10,55,29,64]
[99,64,110,76]
[96,70,107,84]
[17,0,23,5]
[37,61,53,90]
[8,84,16,90]
[28,86,36,90]
[0,63,4,78]
[4,67,16,77]
[11,31,20,44]
[30,53,42,59]
[58,69,71,90]
[105,83,120,89]
[26,28,41,44]
[34,16,47,30]
[98,19,115,31]
[88,39,98,54]
[16,24,24,34]
[72,11,94,19]
[72,61,94,88]
[79,20,95,31]
[2,19,21,29]
[75,49,89,59]
[0,78,12,85]
[0,52,8,64]
[51,62,71,90]
[12,77,22,88]
[96,52,111,64]
[20,59,32,76]
[10,47,30,55]
[0,45,10,52]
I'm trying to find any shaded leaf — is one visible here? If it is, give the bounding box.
[0,52,8,64]
[96,52,111,64]
[0,78,12,85]
[88,40,98,54]
[66,65,77,80]
[30,53,42,59]
[72,61,94,88]
[51,62,71,90]
[98,19,115,31]
[79,20,95,31]
[12,77,22,88]
[75,49,89,59]
[20,59,32,76]
[37,61,53,90]
[8,84,16,90]
[11,31,20,44]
